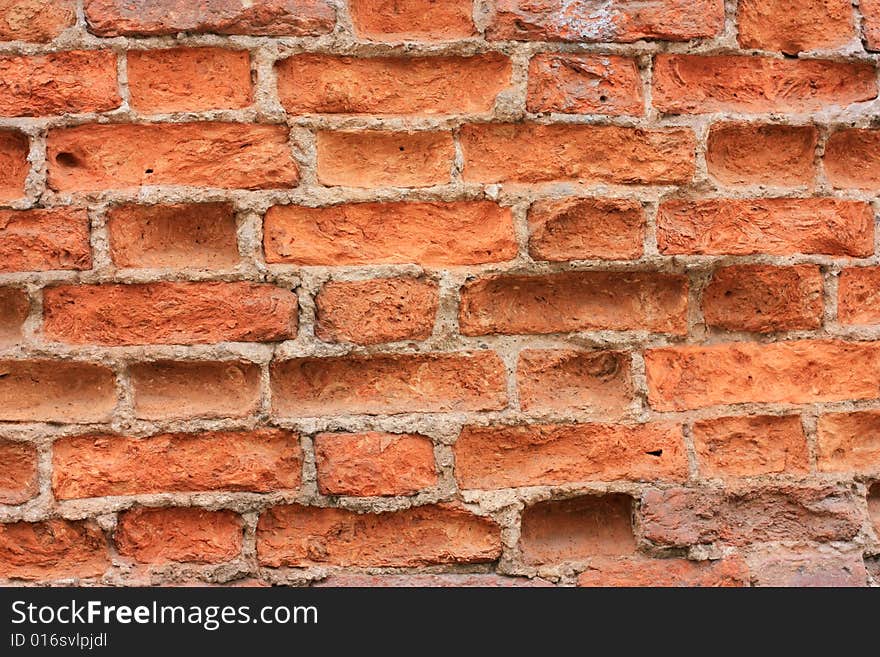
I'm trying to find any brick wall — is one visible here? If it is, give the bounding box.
[0,0,878,587]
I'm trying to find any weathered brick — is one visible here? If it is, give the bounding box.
[43,282,297,346]
[106,202,239,269]
[646,340,880,411]
[316,574,551,587]
[314,432,437,496]
[129,360,261,420]
[455,422,686,489]
[517,349,633,416]
[692,415,809,478]
[264,201,516,266]
[657,198,873,256]
[747,548,868,587]
[0,287,28,346]
[825,129,880,189]
[0,51,119,116]
[349,0,475,41]
[487,0,724,42]
[257,504,501,567]
[316,130,453,187]
[863,0,880,50]
[816,411,880,474]
[838,267,880,325]
[84,0,336,36]
[459,271,688,336]
[0,208,91,273]
[277,54,509,115]
[641,485,862,546]
[0,440,37,505]
[47,123,299,191]
[0,519,108,581]
[315,278,438,345]
[0,129,28,200]
[870,485,880,538]
[737,0,855,54]
[526,54,643,115]
[706,123,818,187]
[461,123,695,184]
[702,265,824,332]
[53,429,301,499]
[116,507,242,564]
[520,495,636,565]
[578,556,749,587]
[271,352,507,416]
[653,55,876,114]
[127,47,252,113]
[528,197,645,262]
[0,360,116,423]
[0,0,75,42]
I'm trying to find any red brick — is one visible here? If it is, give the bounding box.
[52,429,301,499]
[737,0,855,54]
[520,495,636,565]
[43,282,297,346]
[0,51,119,117]
[816,411,880,474]
[747,548,868,587]
[459,271,688,336]
[84,0,336,36]
[0,208,91,272]
[106,203,239,269]
[646,340,880,411]
[692,415,809,478]
[264,201,515,266]
[127,47,252,113]
[0,519,108,581]
[517,349,633,416]
[702,265,824,332]
[641,485,862,546]
[129,360,261,420]
[870,485,880,538]
[455,422,686,489]
[349,0,475,41]
[0,440,37,504]
[461,123,695,184]
[316,130,453,187]
[528,197,645,261]
[116,507,242,564]
[316,574,551,587]
[653,55,876,114]
[47,123,299,191]
[838,268,880,325]
[277,54,509,115]
[271,352,507,416]
[825,129,880,189]
[0,287,28,347]
[487,0,724,42]
[314,432,437,496]
[0,0,75,42]
[0,129,28,200]
[578,556,749,587]
[706,123,818,187]
[527,54,643,115]
[863,0,880,50]
[0,360,116,423]
[315,278,438,345]
[657,198,873,256]
[257,504,501,567]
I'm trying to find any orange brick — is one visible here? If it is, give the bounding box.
[0,287,28,347]
[0,0,75,42]
[825,129,880,189]
[0,440,38,504]
[864,0,880,50]
[653,55,876,114]
[314,432,437,496]
[349,0,475,41]
[578,556,749,587]
[0,129,28,200]
[0,519,108,581]
[0,208,91,272]
[127,47,252,113]
[816,411,880,474]
[277,54,509,115]
[527,54,643,115]
[455,422,686,489]
[838,268,880,325]
[316,130,453,187]
[737,0,855,54]
[646,340,880,411]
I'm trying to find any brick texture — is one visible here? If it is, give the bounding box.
[1,0,877,588]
